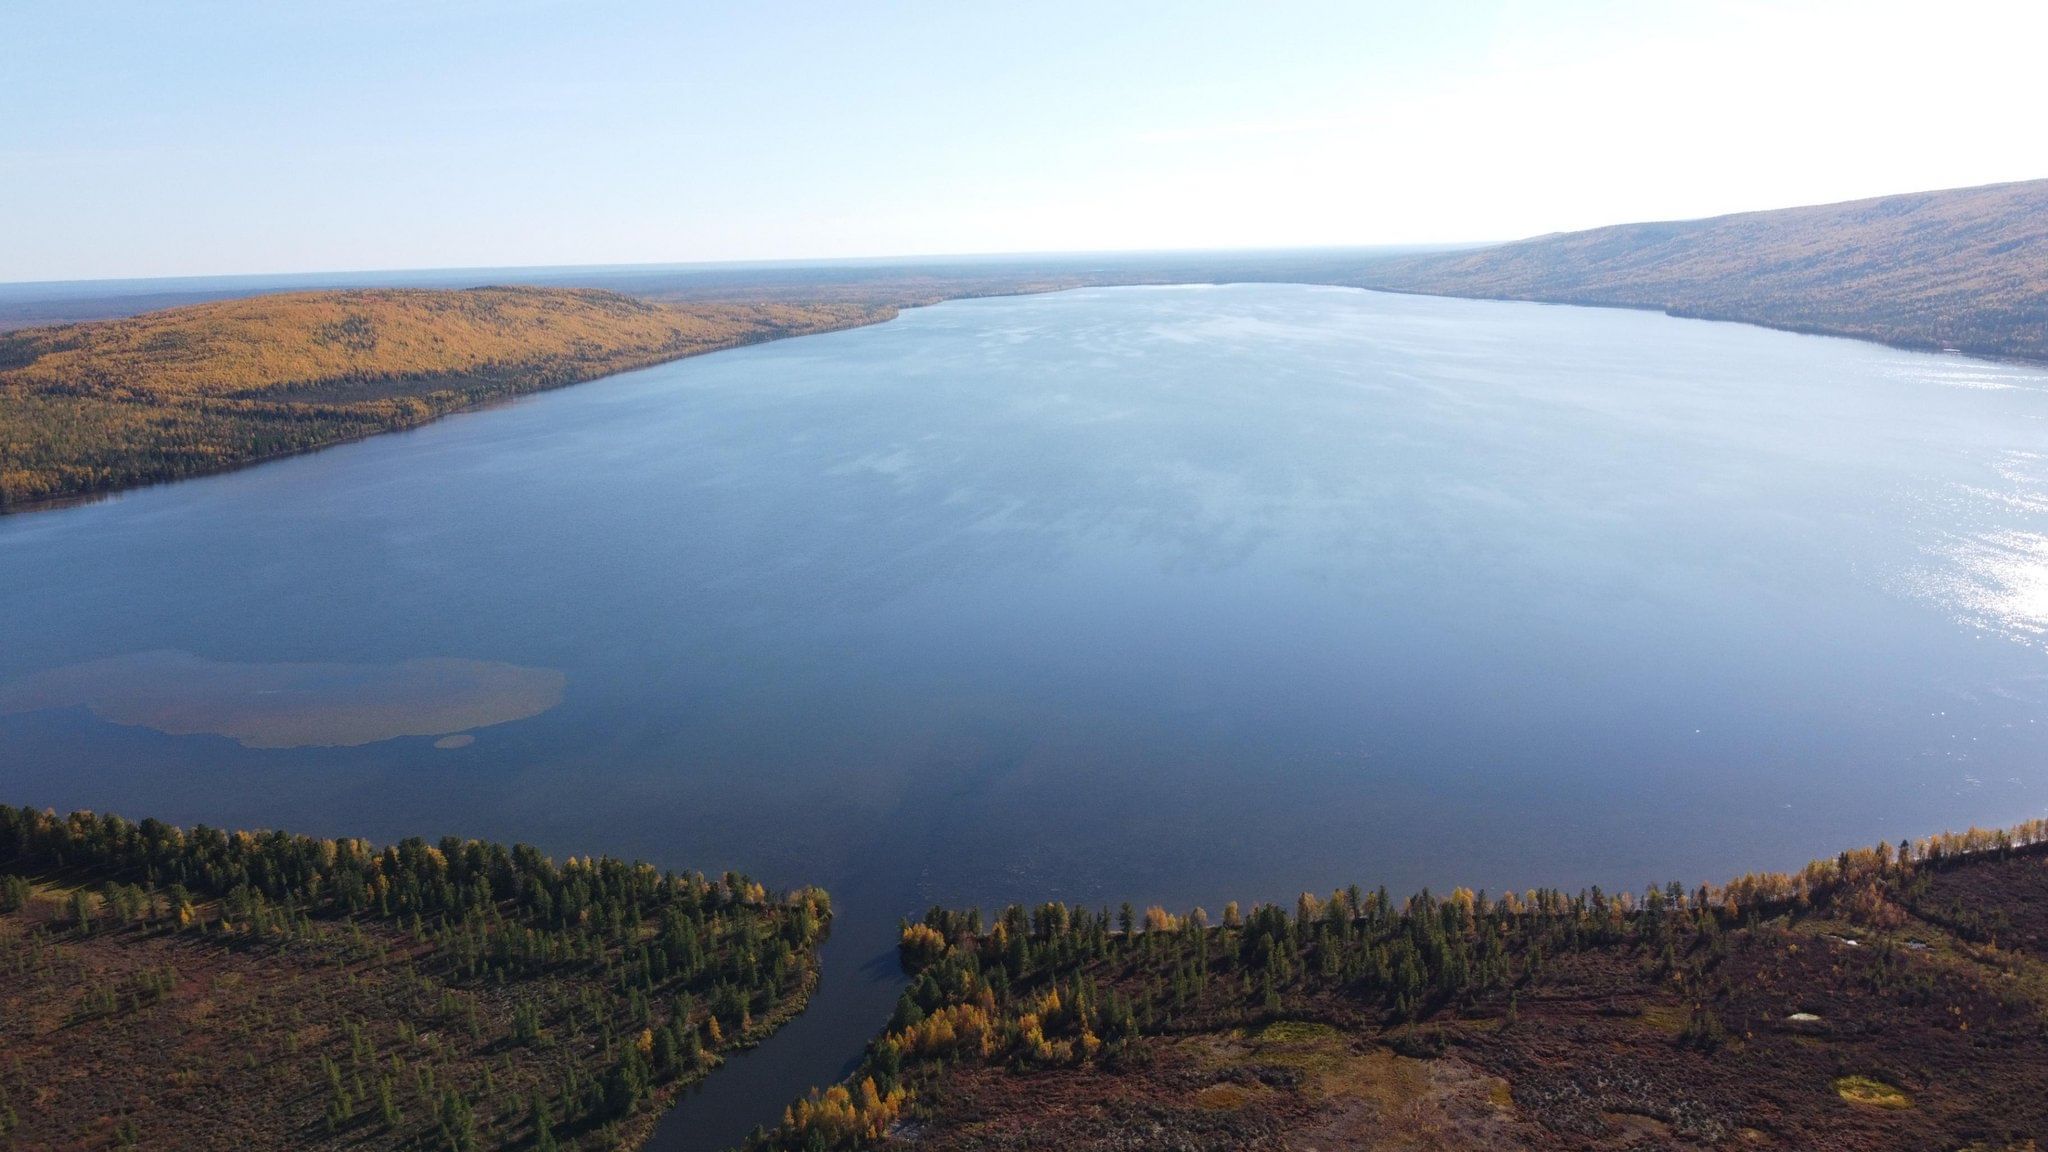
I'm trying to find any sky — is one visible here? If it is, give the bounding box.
[3,0,2045,283]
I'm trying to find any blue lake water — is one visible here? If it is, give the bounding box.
[5,284,2048,1146]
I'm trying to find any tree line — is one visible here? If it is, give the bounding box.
[754,817,2048,1151]
[0,804,832,1151]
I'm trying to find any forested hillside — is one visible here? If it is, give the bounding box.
[755,821,2048,1151]
[0,287,887,509]
[1352,178,2048,362]
[0,806,831,1151]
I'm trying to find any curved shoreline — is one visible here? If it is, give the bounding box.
[0,304,897,518]
[643,886,910,1152]
[12,269,2041,520]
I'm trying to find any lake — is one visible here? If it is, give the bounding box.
[5,283,2048,1148]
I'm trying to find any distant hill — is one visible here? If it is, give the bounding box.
[1352,179,2048,362]
[0,286,886,509]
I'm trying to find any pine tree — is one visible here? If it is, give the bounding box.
[437,1090,477,1152]
[531,1093,559,1152]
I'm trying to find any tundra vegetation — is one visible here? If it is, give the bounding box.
[755,819,2048,1152]
[0,805,830,1151]
[0,287,887,508]
[1354,178,2048,364]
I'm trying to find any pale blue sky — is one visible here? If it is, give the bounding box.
[3,0,2042,281]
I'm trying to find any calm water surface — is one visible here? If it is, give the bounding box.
[6,285,2048,1147]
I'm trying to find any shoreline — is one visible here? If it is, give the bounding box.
[0,378,620,519]
[1351,282,2048,372]
[633,810,2048,1152]
[614,939,830,1152]
[0,304,898,519]
[736,816,2048,1152]
[10,277,2040,521]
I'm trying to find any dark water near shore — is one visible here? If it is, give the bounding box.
[6,285,2048,1148]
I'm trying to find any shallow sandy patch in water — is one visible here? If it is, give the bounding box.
[0,650,564,748]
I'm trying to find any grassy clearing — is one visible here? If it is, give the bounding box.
[1255,1019,1340,1044]
[1834,1075,1912,1109]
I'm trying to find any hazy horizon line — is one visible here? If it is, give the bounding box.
[0,241,1501,296]
[14,171,2043,294]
